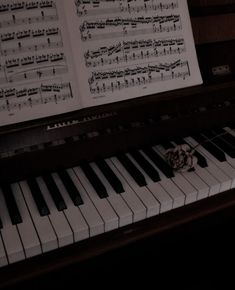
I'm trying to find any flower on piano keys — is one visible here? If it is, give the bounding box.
[165,144,198,172]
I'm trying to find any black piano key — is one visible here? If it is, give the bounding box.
[213,128,235,148]
[142,147,175,178]
[173,137,208,168]
[27,178,50,216]
[191,133,226,162]
[116,154,147,187]
[42,174,67,211]
[95,159,124,194]
[1,184,22,225]
[204,130,235,158]
[57,169,84,206]
[160,141,173,150]
[129,149,161,182]
[80,163,108,199]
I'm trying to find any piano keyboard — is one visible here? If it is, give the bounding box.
[0,127,235,267]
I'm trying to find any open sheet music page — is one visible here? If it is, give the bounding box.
[0,0,82,127]
[64,0,202,107]
[0,0,202,127]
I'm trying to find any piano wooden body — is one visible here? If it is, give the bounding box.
[1,0,235,288]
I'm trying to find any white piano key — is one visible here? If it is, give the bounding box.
[158,178,185,208]
[194,167,220,197]
[177,138,221,197]
[188,136,235,188]
[0,188,25,264]
[52,172,89,242]
[11,183,42,258]
[141,149,185,208]
[205,139,235,175]
[158,143,210,200]
[147,181,173,213]
[115,154,160,218]
[0,234,8,267]
[91,162,133,227]
[172,143,211,198]
[124,153,166,215]
[155,145,198,204]
[73,166,119,232]
[108,158,147,222]
[111,156,156,218]
[210,160,235,188]
[185,137,232,192]
[67,168,104,237]
[224,154,235,169]
[180,171,209,200]
[125,153,173,213]
[20,181,58,253]
[224,127,235,137]
[125,151,173,213]
[217,128,235,168]
[37,177,74,248]
[224,127,235,136]
[193,135,235,185]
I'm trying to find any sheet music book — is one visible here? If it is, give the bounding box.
[0,0,202,127]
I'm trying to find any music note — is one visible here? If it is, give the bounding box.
[84,38,185,67]
[0,1,56,14]
[80,15,182,41]
[0,81,73,113]
[75,0,179,17]
[88,60,190,94]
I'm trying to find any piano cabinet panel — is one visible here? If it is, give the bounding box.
[190,0,235,5]
[0,99,234,185]
[188,0,235,44]
[192,14,235,44]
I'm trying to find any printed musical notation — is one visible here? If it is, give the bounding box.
[76,0,178,17]
[0,1,69,90]
[0,27,63,56]
[0,0,77,125]
[0,1,56,13]
[0,82,73,113]
[0,1,58,29]
[80,15,182,41]
[84,38,185,67]
[70,0,202,103]
[0,53,67,84]
[0,0,202,126]
[88,59,190,94]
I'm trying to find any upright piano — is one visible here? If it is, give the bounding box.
[1,0,235,288]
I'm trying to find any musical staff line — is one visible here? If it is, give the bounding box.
[0,40,63,57]
[0,27,63,56]
[76,0,178,17]
[0,27,61,43]
[0,1,56,15]
[0,82,73,113]
[80,15,182,41]
[0,14,58,29]
[84,38,185,67]
[88,59,190,94]
[0,53,67,84]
